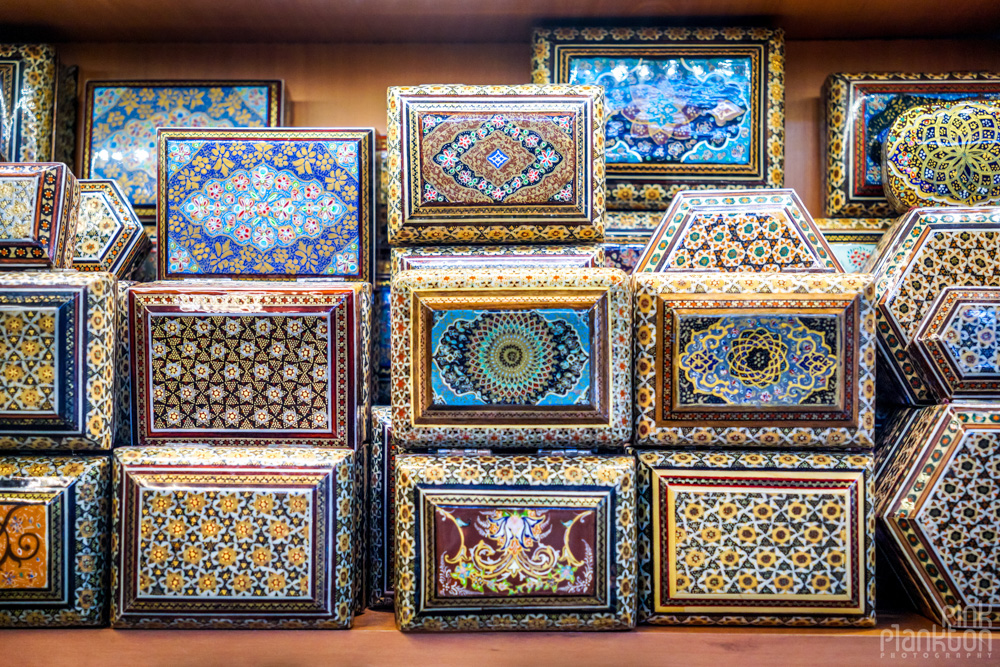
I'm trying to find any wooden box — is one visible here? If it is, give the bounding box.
[367,406,396,609]
[75,179,150,278]
[0,44,57,162]
[390,244,604,277]
[0,162,78,270]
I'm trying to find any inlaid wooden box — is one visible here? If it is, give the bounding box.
[390,244,604,277]
[75,179,150,278]
[0,162,78,270]
[367,406,396,609]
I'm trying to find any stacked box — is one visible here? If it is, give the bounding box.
[74,180,150,278]
[367,406,395,609]
[0,162,79,270]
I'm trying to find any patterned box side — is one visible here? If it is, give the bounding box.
[0,162,79,270]
[76,179,150,278]
[368,406,395,608]
[390,244,605,277]
[394,453,636,631]
[637,449,875,626]
[0,44,56,162]
[0,455,109,627]
[115,280,136,448]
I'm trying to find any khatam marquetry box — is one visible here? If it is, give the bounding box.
[814,218,890,273]
[394,452,636,631]
[374,273,391,405]
[882,101,1000,212]
[876,403,1000,629]
[83,80,285,217]
[115,280,136,448]
[823,72,1000,217]
[0,162,79,270]
[391,267,632,449]
[158,127,375,281]
[368,406,395,609]
[0,44,57,162]
[111,446,356,629]
[867,206,1000,405]
[532,26,785,211]
[637,449,875,626]
[128,281,371,448]
[1,455,109,627]
[390,244,605,277]
[75,180,150,278]
[632,189,841,273]
[386,84,605,245]
[601,211,659,271]
[633,272,876,449]
[0,271,117,451]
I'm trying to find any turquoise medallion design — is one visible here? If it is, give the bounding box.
[430,308,592,406]
[676,315,839,407]
[942,303,1000,377]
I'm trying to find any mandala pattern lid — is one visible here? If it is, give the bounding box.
[75,179,150,278]
[0,162,78,269]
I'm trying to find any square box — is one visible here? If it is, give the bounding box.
[390,244,605,277]
[0,455,109,627]
[367,406,396,609]
[637,449,874,626]
[823,72,1000,217]
[391,267,632,449]
[82,80,285,217]
[387,84,605,245]
[128,281,371,449]
[0,162,79,270]
[0,271,117,451]
[394,452,636,631]
[157,127,375,281]
[533,26,784,211]
[0,44,57,162]
[633,272,876,448]
[75,179,150,278]
[112,446,356,629]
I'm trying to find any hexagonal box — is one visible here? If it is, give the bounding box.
[75,180,150,278]
[0,162,78,270]
[876,403,1000,629]
[633,189,841,273]
[868,206,1000,405]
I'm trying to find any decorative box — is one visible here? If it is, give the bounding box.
[115,280,135,448]
[128,280,371,448]
[82,80,285,217]
[386,84,605,245]
[111,446,356,629]
[75,180,150,278]
[632,189,840,273]
[882,101,1000,212]
[374,274,392,405]
[532,26,785,211]
[0,44,56,162]
[0,162,79,270]
[391,267,632,449]
[601,211,659,271]
[820,231,884,273]
[0,271,117,451]
[877,403,999,629]
[633,272,876,449]
[368,406,395,609]
[157,127,375,281]
[868,206,1000,405]
[823,72,1000,217]
[390,244,604,277]
[394,452,636,631]
[52,64,77,166]
[637,449,875,626]
[911,287,1000,401]
[0,455,109,627]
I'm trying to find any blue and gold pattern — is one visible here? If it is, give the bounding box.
[0,44,57,162]
[158,128,374,281]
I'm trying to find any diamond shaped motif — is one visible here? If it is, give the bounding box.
[486,148,510,169]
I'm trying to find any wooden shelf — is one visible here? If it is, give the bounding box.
[3,610,995,666]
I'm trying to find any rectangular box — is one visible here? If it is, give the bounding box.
[638,449,875,626]
[387,84,605,245]
[128,281,370,448]
[395,452,636,631]
[367,406,395,609]
[0,271,117,451]
[533,27,785,211]
[0,44,57,162]
[634,272,876,448]
[0,162,78,269]
[112,446,355,629]
[82,80,285,217]
[823,72,1000,217]
[390,244,604,277]
[391,267,632,448]
[0,455,109,626]
[157,127,375,281]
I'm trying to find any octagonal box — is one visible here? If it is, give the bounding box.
[389,244,604,278]
[127,280,371,448]
[111,446,356,629]
[882,101,1000,213]
[633,272,876,449]
[876,403,1000,629]
[158,127,375,281]
[386,84,605,246]
[0,455,109,627]
[394,452,636,631]
[867,206,1000,405]
[0,162,78,270]
[637,449,875,626]
[391,267,632,449]
[368,406,396,609]
[74,180,150,279]
[815,218,890,274]
[0,271,117,451]
[633,189,842,273]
